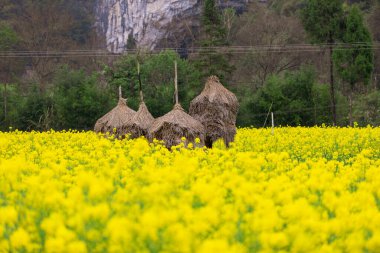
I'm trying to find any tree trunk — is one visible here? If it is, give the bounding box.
[349,87,353,127]
[314,101,317,125]
[329,44,337,126]
[3,83,7,123]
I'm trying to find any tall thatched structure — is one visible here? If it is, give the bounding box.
[94,87,136,138]
[148,61,205,148]
[189,76,239,148]
[123,63,155,138]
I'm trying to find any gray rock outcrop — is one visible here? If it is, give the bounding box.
[96,0,248,53]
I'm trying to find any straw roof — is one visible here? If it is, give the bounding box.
[121,62,155,139]
[123,101,154,139]
[148,104,205,148]
[94,97,136,138]
[189,75,239,147]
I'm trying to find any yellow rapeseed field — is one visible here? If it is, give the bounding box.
[1,127,380,253]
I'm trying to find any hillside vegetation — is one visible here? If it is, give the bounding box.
[0,0,380,130]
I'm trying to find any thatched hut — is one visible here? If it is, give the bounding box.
[94,87,136,138]
[148,61,205,148]
[189,76,239,148]
[123,63,154,138]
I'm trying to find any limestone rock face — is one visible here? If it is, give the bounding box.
[96,0,248,53]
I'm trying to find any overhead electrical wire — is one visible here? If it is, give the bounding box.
[0,42,379,58]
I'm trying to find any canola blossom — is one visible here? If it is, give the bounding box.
[1,127,380,252]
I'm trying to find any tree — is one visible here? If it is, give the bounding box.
[202,0,225,42]
[105,51,202,118]
[192,0,233,81]
[232,3,305,90]
[0,22,19,126]
[353,90,380,126]
[17,86,55,131]
[10,1,75,85]
[245,66,332,127]
[301,0,344,125]
[367,2,380,89]
[4,0,102,87]
[126,33,137,50]
[333,6,374,126]
[221,7,237,44]
[53,66,115,130]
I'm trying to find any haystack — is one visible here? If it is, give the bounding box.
[189,75,239,148]
[94,86,136,138]
[123,102,154,139]
[148,61,205,148]
[148,104,205,148]
[123,63,154,138]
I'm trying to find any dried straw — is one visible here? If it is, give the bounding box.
[148,61,205,148]
[148,104,205,148]
[123,101,154,139]
[189,75,239,147]
[94,87,136,138]
[122,62,155,138]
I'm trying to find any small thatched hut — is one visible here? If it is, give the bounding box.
[123,63,154,138]
[148,61,205,148]
[189,75,239,148]
[94,87,136,138]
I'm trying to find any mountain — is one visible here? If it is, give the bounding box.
[95,0,248,53]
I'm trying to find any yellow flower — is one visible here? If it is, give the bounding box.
[10,228,30,250]
[1,127,380,252]
[0,206,17,226]
[67,241,87,253]
[45,237,66,253]
[198,239,231,253]
[0,240,10,253]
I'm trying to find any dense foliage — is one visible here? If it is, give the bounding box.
[2,127,380,252]
[0,0,379,129]
[105,51,202,118]
[334,6,374,125]
[192,0,234,82]
[301,0,345,125]
[245,67,328,126]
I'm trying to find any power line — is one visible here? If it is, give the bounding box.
[1,41,379,53]
[0,42,379,58]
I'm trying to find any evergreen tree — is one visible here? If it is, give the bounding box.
[53,66,115,130]
[126,33,137,50]
[105,51,202,118]
[202,0,226,45]
[333,6,374,126]
[249,67,322,126]
[301,0,344,125]
[0,23,19,126]
[194,0,233,82]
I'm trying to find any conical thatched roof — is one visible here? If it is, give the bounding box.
[94,96,136,138]
[189,75,239,148]
[122,62,155,139]
[123,101,154,139]
[148,104,205,148]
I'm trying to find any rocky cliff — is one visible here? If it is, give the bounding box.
[96,0,248,53]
